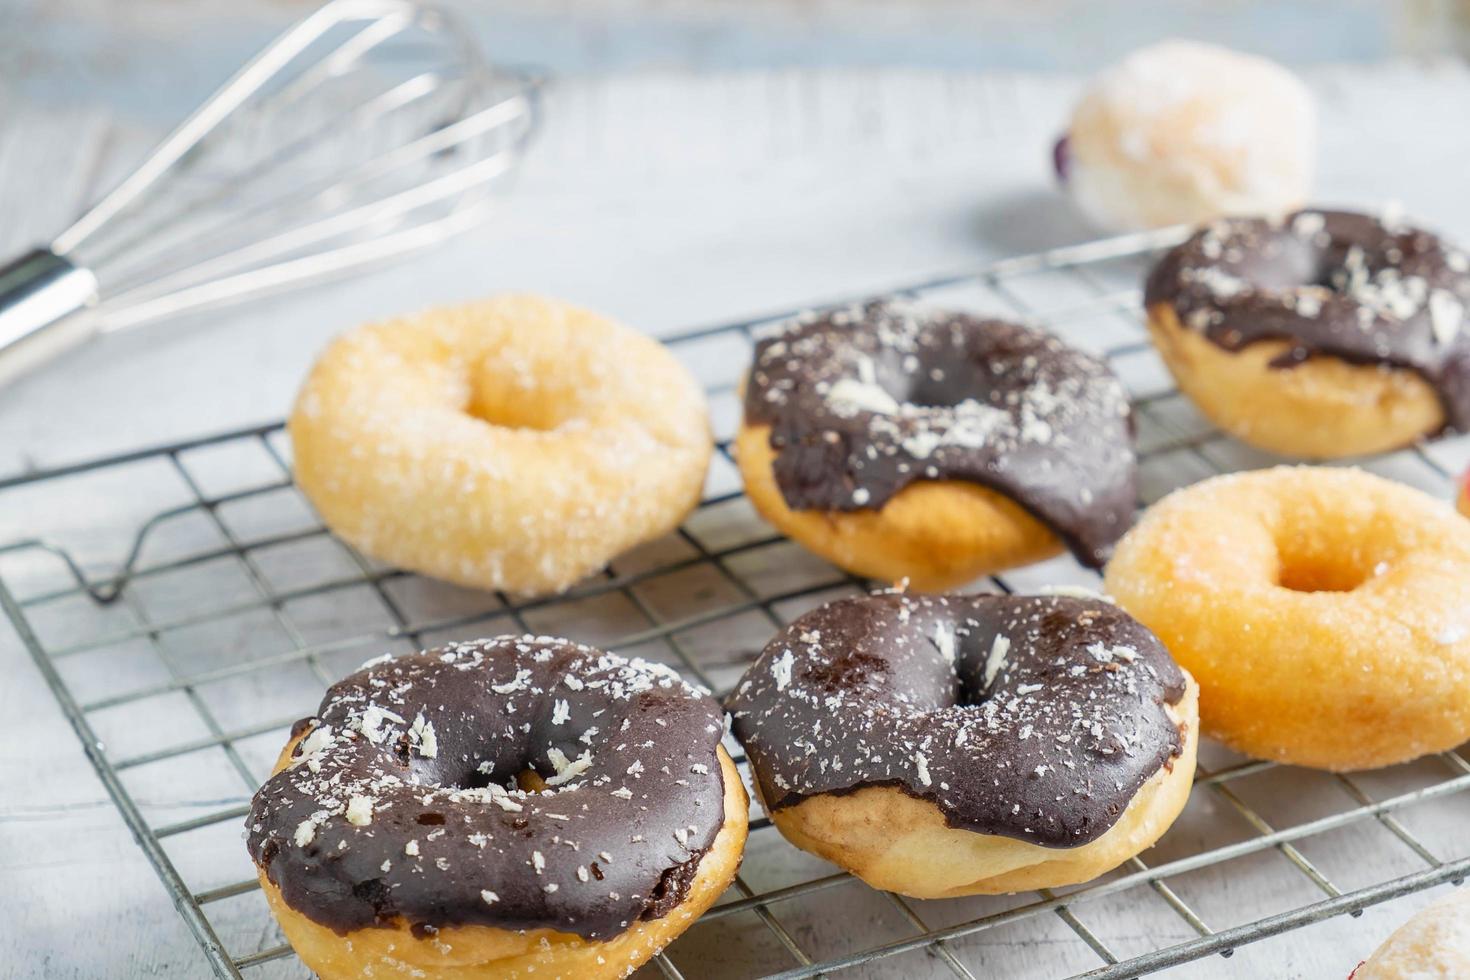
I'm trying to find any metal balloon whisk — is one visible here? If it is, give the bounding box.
[0,0,541,386]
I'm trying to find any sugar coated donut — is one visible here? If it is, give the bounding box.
[247,637,747,980]
[726,591,1198,897]
[737,300,1137,591]
[1105,467,1470,771]
[1145,210,1470,458]
[1353,889,1470,979]
[290,294,711,596]
[1055,40,1315,232]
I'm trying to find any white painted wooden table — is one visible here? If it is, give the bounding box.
[4,63,1470,978]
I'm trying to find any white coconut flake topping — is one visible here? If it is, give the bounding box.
[984,634,1011,688]
[544,747,593,786]
[491,669,532,695]
[932,624,955,663]
[357,705,405,744]
[290,724,336,770]
[1429,290,1464,346]
[772,649,795,691]
[345,795,374,826]
[490,792,523,812]
[826,377,900,416]
[1086,642,1132,664]
[409,713,437,758]
[1292,212,1326,238]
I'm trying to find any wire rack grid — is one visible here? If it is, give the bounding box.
[4,229,1470,980]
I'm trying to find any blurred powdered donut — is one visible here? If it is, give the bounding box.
[1055,40,1316,232]
[1352,889,1470,979]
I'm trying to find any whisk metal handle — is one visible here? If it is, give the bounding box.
[0,249,99,388]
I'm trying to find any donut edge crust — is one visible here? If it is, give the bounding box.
[1146,301,1443,459]
[254,735,748,980]
[735,422,1062,591]
[759,675,1198,898]
[1105,465,1470,771]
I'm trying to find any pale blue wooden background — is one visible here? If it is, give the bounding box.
[6,0,1469,122]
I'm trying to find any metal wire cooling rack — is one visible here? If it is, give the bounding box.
[4,229,1470,979]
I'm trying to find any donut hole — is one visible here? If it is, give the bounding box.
[1227,220,1417,302]
[1231,235,1323,293]
[421,754,560,797]
[390,733,499,791]
[880,344,996,411]
[903,372,978,410]
[1276,557,1371,593]
[1272,532,1378,594]
[413,757,497,792]
[464,354,587,431]
[953,673,992,709]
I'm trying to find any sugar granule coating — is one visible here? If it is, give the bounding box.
[1106,466,1470,771]
[290,293,712,596]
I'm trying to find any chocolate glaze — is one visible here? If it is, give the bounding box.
[246,637,728,941]
[1145,209,1470,430]
[742,301,1137,568]
[726,592,1188,847]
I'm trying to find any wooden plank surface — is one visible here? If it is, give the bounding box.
[3,63,1470,978]
[8,1,1470,124]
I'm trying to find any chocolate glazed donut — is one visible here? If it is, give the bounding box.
[247,637,748,980]
[737,300,1138,591]
[1145,209,1470,458]
[726,592,1198,897]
